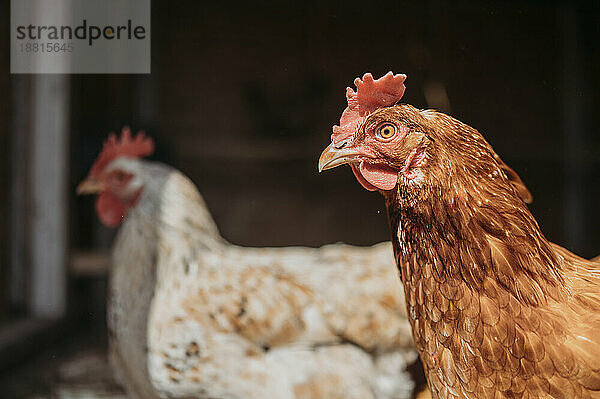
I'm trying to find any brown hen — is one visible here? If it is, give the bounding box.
[319,72,600,399]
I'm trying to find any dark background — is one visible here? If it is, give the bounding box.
[73,1,600,253]
[1,0,599,395]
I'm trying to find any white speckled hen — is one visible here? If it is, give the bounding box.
[77,128,417,399]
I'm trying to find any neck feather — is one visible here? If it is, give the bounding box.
[384,147,563,306]
[128,165,224,251]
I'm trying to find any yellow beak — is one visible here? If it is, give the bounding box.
[318,141,362,172]
[76,178,105,195]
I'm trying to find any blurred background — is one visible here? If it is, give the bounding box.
[1,0,599,397]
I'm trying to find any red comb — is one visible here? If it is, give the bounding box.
[332,72,407,142]
[89,127,155,178]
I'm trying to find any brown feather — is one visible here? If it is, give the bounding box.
[493,152,533,204]
[364,104,600,398]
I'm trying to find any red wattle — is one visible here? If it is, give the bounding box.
[351,164,378,191]
[357,162,398,191]
[96,192,127,228]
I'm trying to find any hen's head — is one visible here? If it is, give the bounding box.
[319,72,532,203]
[77,127,155,227]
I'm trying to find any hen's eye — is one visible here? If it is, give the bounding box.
[377,124,397,139]
[113,171,127,183]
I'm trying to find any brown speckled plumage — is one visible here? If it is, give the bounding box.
[381,105,600,398]
[322,98,600,398]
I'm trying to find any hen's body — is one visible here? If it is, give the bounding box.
[109,161,415,399]
[383,108,600,399]
[320,72,600,399]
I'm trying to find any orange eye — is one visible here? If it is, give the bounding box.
[377,123,396,139]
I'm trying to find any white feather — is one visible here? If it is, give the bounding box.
[106,158,416,398]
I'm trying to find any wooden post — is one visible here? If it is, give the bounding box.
[28,75,70,318]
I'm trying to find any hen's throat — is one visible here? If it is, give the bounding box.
[384,180,564,305]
